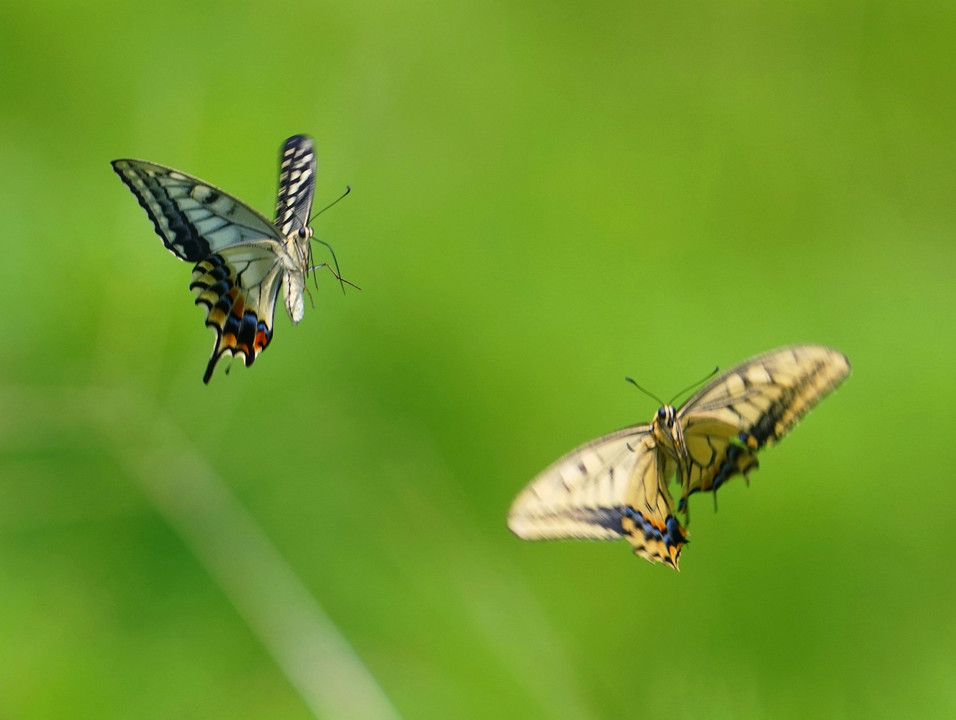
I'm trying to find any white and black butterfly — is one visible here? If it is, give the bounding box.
[508,345,851,569]
[112,135,336,383]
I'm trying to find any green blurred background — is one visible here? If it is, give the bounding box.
[1,1,954,718]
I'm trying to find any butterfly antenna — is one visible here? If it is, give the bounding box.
[303,281,316,309]
[306,243,319,291]
[624,377,665,406]
[667,366,720,406]
[304,186,353,295]
[308,185,351,223]
[310,238,352,295]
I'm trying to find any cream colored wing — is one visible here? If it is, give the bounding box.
[190,247,285,384]
[677,344,851,509]
[508,426,688,568]
[112,159,283,261]
[275,135,316,237]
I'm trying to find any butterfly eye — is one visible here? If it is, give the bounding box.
[657,407,667,420]
[297,227,307,239]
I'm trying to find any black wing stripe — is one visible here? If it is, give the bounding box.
[112,160,211,261]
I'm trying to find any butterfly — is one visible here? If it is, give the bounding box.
[112,135,337,383]
[507,344,851,569]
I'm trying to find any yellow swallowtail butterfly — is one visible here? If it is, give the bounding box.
[507,344,850,569]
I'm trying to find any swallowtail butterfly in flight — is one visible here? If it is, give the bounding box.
[112,135,338,383]
[508,345,850,569]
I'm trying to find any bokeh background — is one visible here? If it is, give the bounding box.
[1,1,954,718]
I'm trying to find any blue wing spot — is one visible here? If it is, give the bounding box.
[237,312,258,354]
[623,507,685,546]
[212,296,232,316]
[712,444,741,490]
[222,311,242,338]
[574,507,627,534]
[207,261,230,282]
[208,279,231,298]
[665,516,687,547]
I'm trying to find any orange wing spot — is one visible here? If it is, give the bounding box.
[230,293,245,316]
[667,545,680,566]
[190,253,281,383]
[220,295,246,345]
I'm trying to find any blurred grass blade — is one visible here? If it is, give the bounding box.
[87,388,404,720]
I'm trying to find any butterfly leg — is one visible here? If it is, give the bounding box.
[308,238,360,294]
[308,261,361,292]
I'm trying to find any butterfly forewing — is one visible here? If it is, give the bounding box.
[508,427,687,567]
[275,135,316,237]
[509,427,648,540]
[677,345,851,504]
[111,159,282,261]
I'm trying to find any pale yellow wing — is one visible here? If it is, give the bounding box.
[508,426,688,568]
[677,344,851,510]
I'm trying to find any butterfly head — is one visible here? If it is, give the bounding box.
[652,405,690,470]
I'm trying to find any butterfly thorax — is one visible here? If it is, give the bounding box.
[651,405,691,477]
[279,227,312,271]
[271,226,312,325]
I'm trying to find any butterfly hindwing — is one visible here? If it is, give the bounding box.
[190,247,284,383]
[508,426,687,568]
